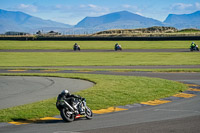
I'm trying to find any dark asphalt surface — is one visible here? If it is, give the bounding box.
[2,65,200,69]
[83,115,200,133]
[0,76,94,109]
[0,69,199,81]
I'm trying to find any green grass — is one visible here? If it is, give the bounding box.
[0,40,198,49]
[0,52,200,66]
[0,73,187,122]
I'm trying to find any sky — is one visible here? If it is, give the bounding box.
[1,0,200,25]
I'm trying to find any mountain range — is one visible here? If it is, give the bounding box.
[0,9,200,34]
[0,9,72,34]
[164,11,200,29]
[75,11,163,29]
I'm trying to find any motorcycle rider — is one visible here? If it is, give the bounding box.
[74,43,78,48]
[73,43,80,51]
[115,43,119,48]
[56,90,85,114]
[115,43,121,50]
[191,42,196,49]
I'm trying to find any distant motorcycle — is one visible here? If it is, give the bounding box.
[115,45,122,51]
[190,45,199,51]
[73,45,80,51]
[56,96,93,122]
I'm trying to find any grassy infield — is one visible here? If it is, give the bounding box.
[0,40,199,122]
[0,40,198,49]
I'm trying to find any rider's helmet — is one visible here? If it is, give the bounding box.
[61,89,70,96]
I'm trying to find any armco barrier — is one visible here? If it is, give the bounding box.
[0,36,199,41]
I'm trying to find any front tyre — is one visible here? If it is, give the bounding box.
[60,108,74,122]
[85,106,93,119]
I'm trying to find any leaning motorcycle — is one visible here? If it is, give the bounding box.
[115,45,122,51]
[190,45,199,51]
[73,45,80,51]
[56,97,93,122]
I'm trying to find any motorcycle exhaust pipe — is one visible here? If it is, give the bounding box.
[63,101,75,111]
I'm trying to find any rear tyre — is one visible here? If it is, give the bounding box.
[60,108,75,122]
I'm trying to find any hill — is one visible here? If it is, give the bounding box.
[0,9,72,33]
[75,11,163,31]
[95,26,177,34]
[164,11,200,29]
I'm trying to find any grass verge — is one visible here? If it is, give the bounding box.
[0,73,187,122]
[0,52,200,66]
[0,40,198,49]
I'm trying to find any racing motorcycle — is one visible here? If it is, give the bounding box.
[190,45,199,51]
[56,97,93,122]
[73,45,80,51]
[115,45,122,51]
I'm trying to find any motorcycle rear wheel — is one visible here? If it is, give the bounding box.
[60,108,75,122]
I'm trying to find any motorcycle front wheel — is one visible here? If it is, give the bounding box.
[60,108,75,122]
[85,106,93,119]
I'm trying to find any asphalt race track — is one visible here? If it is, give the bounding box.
[0,76,94,109]
[0,49,192,52]
[0,49,200,133]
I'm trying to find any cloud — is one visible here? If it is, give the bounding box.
[122,4,137,9]
[122,4,132,8]
[77,4,110,17]
[48,4,109,15]
[120,4,142,13]
[17,4,38,13]
[195,2,200,9]
[79,4,109,12]
[88,4,97,8]
[171,2,200,11]
[172,3,193,10]
[169,2,200,14]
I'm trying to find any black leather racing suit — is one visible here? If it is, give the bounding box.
[56,93,84,113]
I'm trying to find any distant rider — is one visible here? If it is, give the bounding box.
[73,43,80,51]
[115,43,119,48]
[191,42,196,49]
[56,90,85,114]
[115,43,122,51]
[74,43,78,48]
